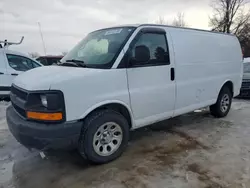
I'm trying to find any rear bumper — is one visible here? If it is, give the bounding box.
[239,88,250,98]
[0,90,10,98]
[239,80,250,97]
[6,106,82,150]
[0,94,10,99]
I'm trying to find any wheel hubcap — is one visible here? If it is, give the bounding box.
[220,94,230,113]
[93,122,123,156]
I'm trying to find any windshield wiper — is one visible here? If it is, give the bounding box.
[66,59,85,64]
[60,59,87,68]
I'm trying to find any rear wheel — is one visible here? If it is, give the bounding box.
[210,86,232,118]
[78,109,129,164]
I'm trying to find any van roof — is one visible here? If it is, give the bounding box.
[101,24,235,36]
[0,48,29,57]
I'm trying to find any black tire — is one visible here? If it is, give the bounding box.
[78,109,130,164]
[210,86,232,118]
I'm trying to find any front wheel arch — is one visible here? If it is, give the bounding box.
[80,101,134,129]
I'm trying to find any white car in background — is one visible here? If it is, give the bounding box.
[0,38,43,99]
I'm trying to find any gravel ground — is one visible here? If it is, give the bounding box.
[1,99,250,188]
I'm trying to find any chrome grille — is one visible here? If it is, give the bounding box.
[10,86,28,100]
[10,85,27,118]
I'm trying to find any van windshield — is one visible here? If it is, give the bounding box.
[61,27,135,69]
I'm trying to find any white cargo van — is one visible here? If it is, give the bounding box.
[6,24,243,164]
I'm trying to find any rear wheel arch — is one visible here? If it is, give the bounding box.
[210,86,233,118]
[220,80,234,96]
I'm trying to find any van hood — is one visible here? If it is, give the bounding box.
[13,66,102,91]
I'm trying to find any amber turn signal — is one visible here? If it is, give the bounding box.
[27,111,63,121]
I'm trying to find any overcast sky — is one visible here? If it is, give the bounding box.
[0,0,212,56]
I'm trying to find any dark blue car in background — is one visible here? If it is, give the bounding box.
[239,58,250,98]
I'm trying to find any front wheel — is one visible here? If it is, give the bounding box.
[210,86,232,118]
[78,109,129,164]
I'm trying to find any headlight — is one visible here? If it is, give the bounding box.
[26,91,65,122]
[40,95,48,107]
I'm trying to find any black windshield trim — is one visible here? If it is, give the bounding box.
[89,26,136,35]
[88,27,136,69]
[62,27,136,69]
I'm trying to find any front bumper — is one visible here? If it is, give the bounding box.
[6,106,82,150]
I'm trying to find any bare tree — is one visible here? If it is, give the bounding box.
[155,13,187,27]
[210,0,250,57]
[210,0,250,34]
[172,12,187,27]
[155,16,168,24]
[29,52,40,59]
[237,22,250,56]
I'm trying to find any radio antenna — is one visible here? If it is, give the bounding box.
[38,22,47,55]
